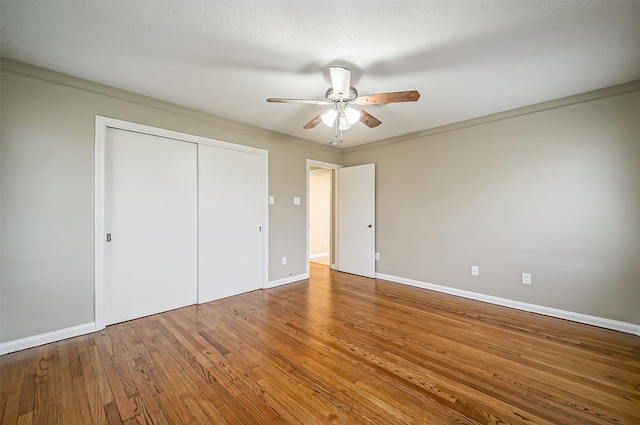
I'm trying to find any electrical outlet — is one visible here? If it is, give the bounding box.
[282,256,287,266]
[375,252,380,261]
[522,273,532,285]
[471,265,479,276]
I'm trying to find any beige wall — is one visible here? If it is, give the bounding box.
[0,59,341,342]
[2,57,638,345]
[342,86,640,324]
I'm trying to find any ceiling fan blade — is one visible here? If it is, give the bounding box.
[303,113,324,129]
[329,66,351,98]
[355,90,420,105]
[358,108,382,128]
[266,98,331,105]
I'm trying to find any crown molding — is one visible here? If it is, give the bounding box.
[343,79,640,154]
[0,57,340,154]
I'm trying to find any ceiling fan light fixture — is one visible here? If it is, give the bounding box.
[338,113,351,130]
[321,109,337,127]
[344,106,361,125]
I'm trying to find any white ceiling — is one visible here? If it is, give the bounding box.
[2,1,639,148]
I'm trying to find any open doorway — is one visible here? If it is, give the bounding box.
[306,160,376,278]
[306,160,339,274]
[309,167,331,265]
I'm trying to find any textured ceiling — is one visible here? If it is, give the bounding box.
[2,1,639,148]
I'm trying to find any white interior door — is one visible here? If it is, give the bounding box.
[198,145,263,302]
[338,163,376,278]
[104,128,198,325]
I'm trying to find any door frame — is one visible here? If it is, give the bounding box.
[95,116,269,330]
[306,159,340,277]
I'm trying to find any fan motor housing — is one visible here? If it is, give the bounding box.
[325,86,358,103]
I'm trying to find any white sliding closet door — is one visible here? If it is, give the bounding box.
[104,128,198,325]
[198,145,263,303]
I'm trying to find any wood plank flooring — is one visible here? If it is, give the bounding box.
[1,263,639,424]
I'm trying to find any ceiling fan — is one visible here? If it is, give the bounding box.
[267,66,420,144]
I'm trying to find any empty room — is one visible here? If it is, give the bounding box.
[1,1,639,424]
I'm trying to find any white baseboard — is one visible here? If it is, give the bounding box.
[376,273,640,336]
[5,274,636,355]
[0,322,98,355]
[309,252,329,259]
[0,273,307,354]
[265,273,309,289]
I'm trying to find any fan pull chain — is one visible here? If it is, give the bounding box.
[330,110,344,145]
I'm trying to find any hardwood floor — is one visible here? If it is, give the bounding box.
[1,263,639,424]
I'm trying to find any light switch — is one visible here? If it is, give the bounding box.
[269,196,275,205]
[293,197,301,205]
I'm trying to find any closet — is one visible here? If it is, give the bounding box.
[102,123,265,326]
